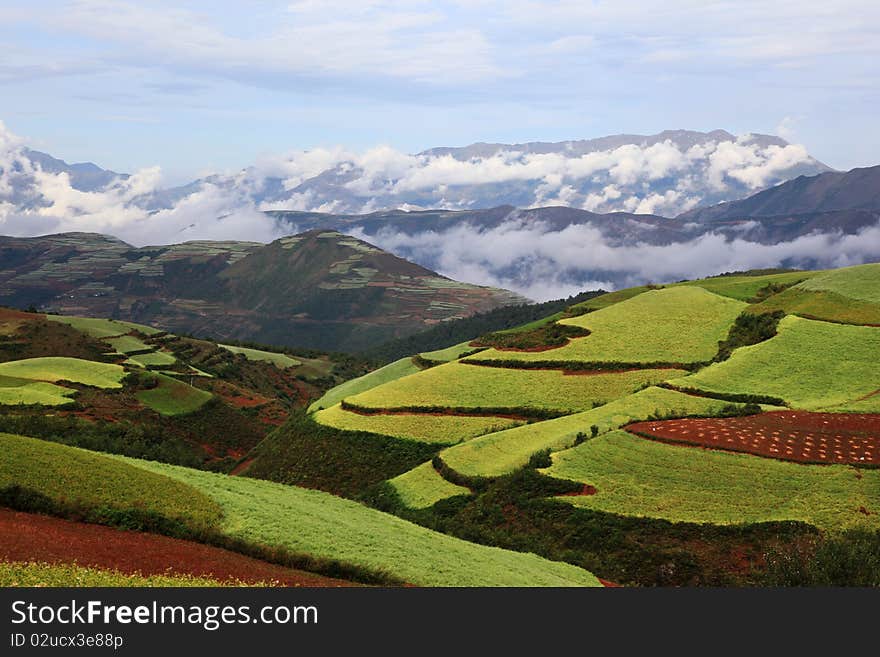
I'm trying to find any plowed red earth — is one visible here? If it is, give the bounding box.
[0,509,356,587]
[627,411,880,465]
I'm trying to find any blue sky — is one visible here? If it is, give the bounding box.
[1,0,878,183]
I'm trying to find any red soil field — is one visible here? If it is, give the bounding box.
[627,411,880,465]
[0,509,356,587]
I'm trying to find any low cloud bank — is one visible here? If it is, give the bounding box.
[348,219,880,301]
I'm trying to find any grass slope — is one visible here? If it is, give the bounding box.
[676,271,816,301]
[46,315,161,338]
[135,373,214,416]
[0,357,125,389]
[440,387,749,478]
[105,335,152,354]
[671,316,880,409]
[546,430,880,532]
[314,404,520,445]
[470,287,745,365]
[419,341,478,362]
[0,433,220,526]
[797,263,880,303]
[0,377,75,406]
[125,351,177,368]
[346,362,684,414]
[388,462,471,509]
[122,457,600,587]
[746,264,880,325]
[309,357,421,412]
[220,345,302,368]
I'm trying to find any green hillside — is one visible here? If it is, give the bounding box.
[466,287,745,365]
[3,261,880,588]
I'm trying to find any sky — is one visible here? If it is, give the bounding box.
[1,1,878,184]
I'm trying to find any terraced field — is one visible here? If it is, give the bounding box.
[388,462,471,509]
[125,351,178,368]
[439,387,755,478]
[2,434,599,585]
[46,315,162,338]
[748,264,880,325]
[221,345,302,368]
[105,335,152,355]
[309,357,421,412]
[545,430,880,532]
[468,287,745,365]
[0,434,221,526]
[627,411,880,465]
[797,263,880,302]
[345,362,684,414]
[0,509,352,587]
[314,404,521,444]
[0,377,75,406]
[671,316,880,409]
[122,457,601,587]
[419,342,480,362]
[135,373,214,416]
[0,357,125,389]
[677,271,817,301]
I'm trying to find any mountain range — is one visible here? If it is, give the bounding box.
[0,230,524,351]
[0,127,831,233]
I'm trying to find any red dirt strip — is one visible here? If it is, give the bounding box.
[627,411,880,465]
[0,508,356,586]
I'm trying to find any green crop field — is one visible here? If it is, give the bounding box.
[797,263,880,303]
[388,462,471,509]
[750,288,880,325]
[309,356,422,412]
[0,562,242,587]
[0,357,125,389]
[545,430,880,532]
[0,376,76,406]
[123,457,601,587]
[468,287,745,365]
[829,395,880,413]
[439,386,751,478]
[567,286,649,314]
[0,434,221,526]
[220,345,302,368]
[314,404,521,444]
[345,362,685,414]
[419,341,479,362]
[136,373,213,416]
[670,316,880,409]
[125,351,178,368]
[46,315,162,338]
[746,264,880,325]
[676,270,818,301]
[105,335,152,354]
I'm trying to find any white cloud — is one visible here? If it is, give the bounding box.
[350,218,880,301]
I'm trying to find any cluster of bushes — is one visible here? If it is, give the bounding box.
[242,411,439,497]
[0,413,206,467]
[472,324,591,351]
[339,400,563,421]
[465,358,702,372]
[657,383,785,407]
[763,531,880,586]
[714,311,785,362]
[748,280,803,303]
